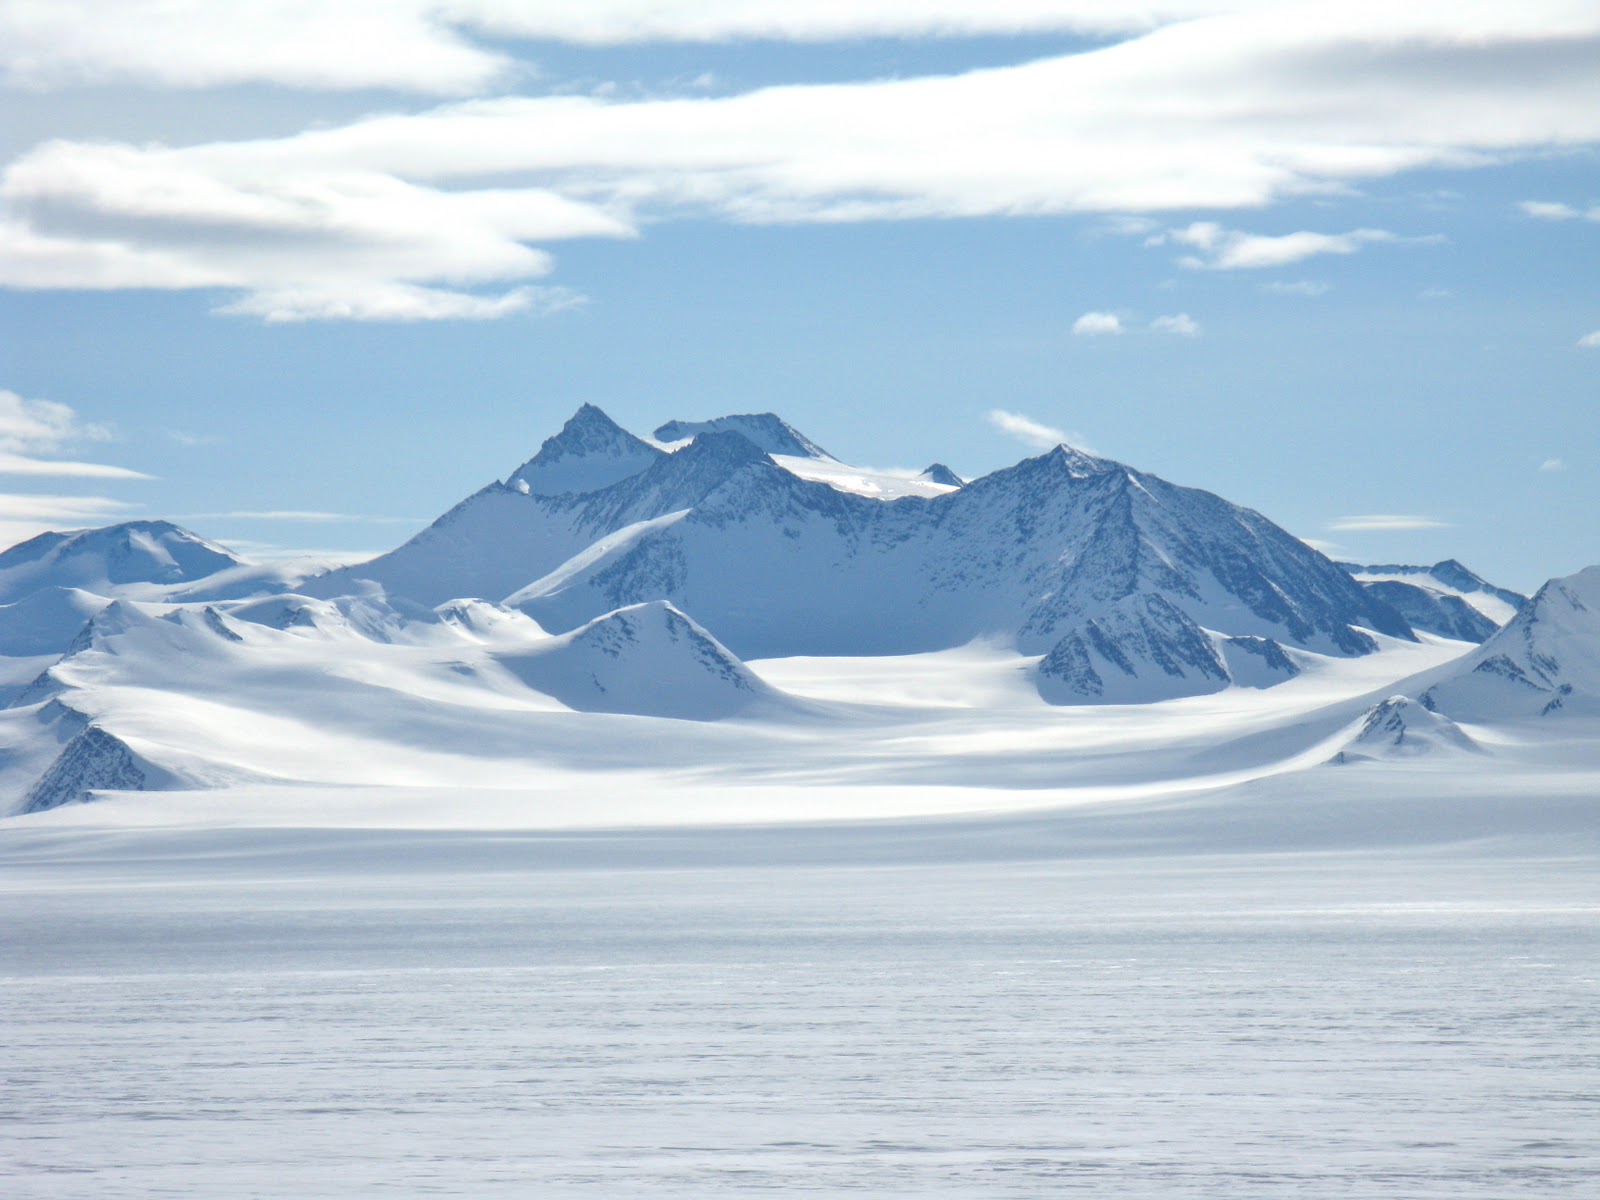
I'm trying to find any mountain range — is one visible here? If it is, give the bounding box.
[0,404,1591,816]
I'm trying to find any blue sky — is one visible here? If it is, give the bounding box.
[0,2,1596,592]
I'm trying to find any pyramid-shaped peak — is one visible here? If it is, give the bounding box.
[507,404,664,497]
[918,463,964,487]
[654,413,834,461]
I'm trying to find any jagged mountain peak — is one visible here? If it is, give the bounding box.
[507,403,664,497]
[654,413,834,461]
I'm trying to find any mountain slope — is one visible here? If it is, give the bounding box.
[497,601,785,720]
[1341,560,1525,628]
[507,402,665,497]
[1358,579,1498,643]
[307,425,772,608]
[1422,565,1600,719]
[654,413,834,460]
[0,521,242,604]
[1328,696,1480,764]
[513,442,1414,661]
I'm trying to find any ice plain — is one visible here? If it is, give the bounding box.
[5,802,1599,1198]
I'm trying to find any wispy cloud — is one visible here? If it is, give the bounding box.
[1420,286,1453,299]
[1519,199,1600,221]
[0,389,151,479]
[1578,330,1600,349]
[1153,222,1438,270]
[1262,280,1331,297]
[988,410,1087,453]
[1072,311,1124,336]
[3,6,1597,319]
[1149,312,1199,336]
[1539,457,1566,473]
[1328,514,1451,533]
[0,492,138,551]
[167,430,220,448]
[218,284,587,325]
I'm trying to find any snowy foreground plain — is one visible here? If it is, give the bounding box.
[6,685,1599,1197]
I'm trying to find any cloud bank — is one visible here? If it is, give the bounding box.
[1,3,1598,318]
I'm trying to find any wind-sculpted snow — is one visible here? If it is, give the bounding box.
[1328,696,1480,764]
[0,586,112,657]
[0,520,241,603]
[514,440,1413,661]
[498,601,783,720]
[1423,565,1600,719]
[506,402,665,497]
[655,412,834,460]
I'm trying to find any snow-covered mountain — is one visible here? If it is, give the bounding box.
[509,433,1413,660]
[1340,559,1525,636]
[1034,595,1302,705]
[497,601,785,720]
[508,402,666,496]
[0,520,242,604]
[918,463,965,487]
[1327,696,1480,764]
[16,402,1591,820]
[1422,565,1600,719]
[654,412,834,460]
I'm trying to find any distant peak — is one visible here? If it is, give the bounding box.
[678,429,773,466]
[918,463,964,487]
[654,413,834,461]
[507,404,663,496]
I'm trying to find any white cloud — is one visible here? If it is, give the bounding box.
[1327,514,1451,532]
[1161,222,1429,270]
[0,389,151,478]
[1262,280,1331,297]
[1519,200,1581,220]
[1519,199,1600,222]
[1150,312,1199,336]
[0,4,1264,92]
[1072,311,1125,336]
[1579,330,1600,349]
[217,284,585,324]
[1420,286,1453,299]
[988,410,1085,452]
[167,430,220,448]
[1539,457,1566,473]
[0,492,139,551]
[2,4,1598,318]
